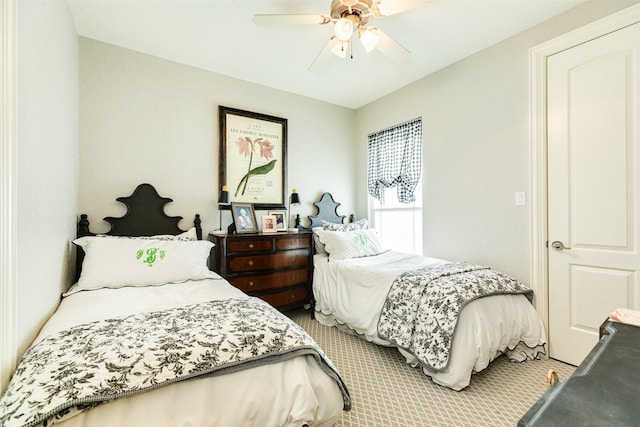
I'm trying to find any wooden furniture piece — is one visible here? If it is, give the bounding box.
[208,231,313,311]
[518,319,640,426]
[76,183,202,279]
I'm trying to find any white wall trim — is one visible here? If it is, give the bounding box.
[1,0,18,393]
[529,3,640,336]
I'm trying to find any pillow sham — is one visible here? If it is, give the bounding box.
[314,228,386,261]
[314,219,369,254]
[312,227,328,255]
[95,227,198,241]
[321,218,369,231]
[73,236,218,291]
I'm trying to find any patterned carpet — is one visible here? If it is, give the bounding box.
[288,309,575,427]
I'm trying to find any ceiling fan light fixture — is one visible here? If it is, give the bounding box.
[360,28,380,53]
[334,17,354,41]
[331,40,349,58]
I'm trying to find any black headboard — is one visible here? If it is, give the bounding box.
[77,183,202,239]
[75,183,202,279]
[299,192,346,230]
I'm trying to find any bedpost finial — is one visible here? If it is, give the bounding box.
[78,214,91,237]
[194,214,202,240]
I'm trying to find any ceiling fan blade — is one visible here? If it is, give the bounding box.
[253,14,330,26]
[374,0,426,17]
[309,37,340,72]
[373,29,410,64]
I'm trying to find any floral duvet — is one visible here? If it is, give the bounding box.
[0,297,350,427]
[377,261,533,371]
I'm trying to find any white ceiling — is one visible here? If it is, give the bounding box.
[68,0,586,109]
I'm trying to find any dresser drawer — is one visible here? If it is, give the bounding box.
[228,249,309,273]
[276,236,310,251]
[228,239,272,252]
[257,287,310,309]
[229,268,309,292]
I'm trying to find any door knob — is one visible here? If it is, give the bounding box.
[551,241,570,251]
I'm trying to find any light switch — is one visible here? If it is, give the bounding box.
[515,192,525,206]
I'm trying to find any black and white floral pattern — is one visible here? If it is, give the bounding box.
[0,298,351,427]
[377,262,533,371]
[321,218,368,231]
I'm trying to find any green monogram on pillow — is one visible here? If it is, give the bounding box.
[136,248,166,267]
[354,233,368,246]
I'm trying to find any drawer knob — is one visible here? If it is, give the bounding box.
[248,260,254,266]
[249,281,254,287]
[249,244,254,248]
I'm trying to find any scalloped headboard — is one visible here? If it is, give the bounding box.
[77,183,201,239]
[75,183,202,280]
[300,192,346,229]
[104,183,184,237]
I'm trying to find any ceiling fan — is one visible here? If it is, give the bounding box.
[253,0,413,68]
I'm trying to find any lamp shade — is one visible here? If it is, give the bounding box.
[360,28,381,53]
[217,185,230,231]
[218,185,230,204]
[289,189,301,228]
[290,189,301,205]
[331,40,348,59]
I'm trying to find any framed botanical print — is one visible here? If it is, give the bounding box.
[219,106,287,210]
[231,202,258,234]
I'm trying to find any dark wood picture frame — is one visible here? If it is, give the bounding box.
[219,106,287,210]
[231,202,258,234]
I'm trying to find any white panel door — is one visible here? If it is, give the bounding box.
[547,22,640,365]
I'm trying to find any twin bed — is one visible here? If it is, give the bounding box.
[305,192,547,391]
[0,184,349,427]
[0,184,547,426]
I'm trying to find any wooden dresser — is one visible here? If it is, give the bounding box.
[208,231,313,311]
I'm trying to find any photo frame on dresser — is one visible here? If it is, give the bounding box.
[268,210,287,231]
[231,202,258,234]
[219,106,288,210]
[262,215,277,233]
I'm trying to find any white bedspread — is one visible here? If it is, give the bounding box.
[23,279,344,427]
[313,251,547,390]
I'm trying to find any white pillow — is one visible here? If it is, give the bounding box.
[95,227,198,241]
[73,236,218,290]
[314,228,386,261]
[175,227,198,241]
[312,227,328,255]
[314,219,369,254]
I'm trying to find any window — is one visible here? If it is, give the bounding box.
[370,179,423,254]
[367,118,423,255]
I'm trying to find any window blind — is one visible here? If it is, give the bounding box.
[367,118,422,204]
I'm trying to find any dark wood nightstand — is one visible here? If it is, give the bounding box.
[518,319,640,426]
[208,231,313,311]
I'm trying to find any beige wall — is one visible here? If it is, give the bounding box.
[355,0,638,283]
[79,38,357,235]
[7,0,638,387]
[15,1,79,358]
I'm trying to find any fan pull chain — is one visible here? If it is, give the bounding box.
[350,37,354,59]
